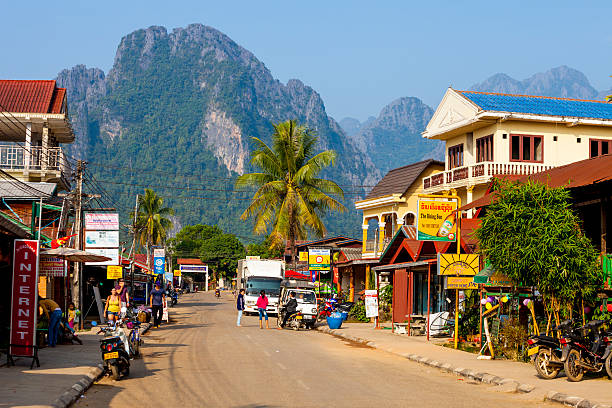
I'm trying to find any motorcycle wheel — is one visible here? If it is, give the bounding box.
[122,365,130,377]
[605,352,612,380]
[564,349,584,382]
[110,364,121,381]
[534,348,560,379]
[132,341,140,357]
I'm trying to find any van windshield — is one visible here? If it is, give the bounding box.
[246,278,281,297]
[293,292,316,304]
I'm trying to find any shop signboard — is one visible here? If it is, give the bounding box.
[437,253,480,276]
[364,290,379,318]
[485,271,514,287]
[85,248,119,266]
[417,198,458,241]
[40,256,66,277]
[447,276,479,290]
[179,265,208,273]
[174,269,181,277]
[299,252,308,262]
[308,248,330,270]
[107,265,123,280]
[85,230,119,248]
[333,267,339,284]
[153,248,165,275]
[84,213,119,230]
[164,271,174,282]
[10,239,39,358]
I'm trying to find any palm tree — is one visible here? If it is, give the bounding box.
[236,120,345,269]
[132,188,174,268]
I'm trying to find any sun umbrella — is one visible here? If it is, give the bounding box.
[41,247,112,263]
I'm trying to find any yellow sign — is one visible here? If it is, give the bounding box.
[246,256,260,260]
[486,271,513,287]
[438,254,480,276]
[107,265,123,280]
[308,248,331,271]
[174,269,181,277]
[417,198,458,241]
[447,276,479,290]
[299,252,308,262]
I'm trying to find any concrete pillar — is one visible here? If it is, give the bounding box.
[466,185,474,219]
[25,122,32,171]
[42,123,49,170]
[349,268,355,302]
[396,217,403,232]
[365,265,371,290]
[378,222,386,253]
[362,224,368,254]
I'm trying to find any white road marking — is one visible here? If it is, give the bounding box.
[297,380,310,390]
[263,350,271,357]
[277,362,287,370]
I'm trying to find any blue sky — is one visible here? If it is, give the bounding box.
[2,1,611,121]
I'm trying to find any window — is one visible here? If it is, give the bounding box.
[510,134,543,162]
[476,134,494,162]
[448,144,464,169]
[590,139,611,158]
[403,213,415,226]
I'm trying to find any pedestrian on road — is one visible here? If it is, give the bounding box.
[256,290,269,329]
[104,288,121,327]
[115,278,130,317]
[150,282,166,328]
[236,288,245,327]
[39,297,62,347]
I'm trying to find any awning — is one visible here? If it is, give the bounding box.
[41,247,112,263]
[473,264,494,284]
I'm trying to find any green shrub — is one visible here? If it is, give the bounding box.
[348,301,370,322]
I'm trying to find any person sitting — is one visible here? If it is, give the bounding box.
[280,292,298,328]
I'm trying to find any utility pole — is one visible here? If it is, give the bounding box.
[73,160,84,329]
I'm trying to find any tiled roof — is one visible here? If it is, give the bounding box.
[0,80,67,114]
[340,247,363,261]
[365,159,444,200]
[458,90,612,120]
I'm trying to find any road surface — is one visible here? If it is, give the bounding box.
[77,292,555,407]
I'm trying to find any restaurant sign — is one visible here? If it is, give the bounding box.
[417,198,458,242]
[447,276,479,290]
[84,213,119,230]
[438,253,480,276]
[10,240,39,358]
[308,248,331,271]
[40,255,66,277]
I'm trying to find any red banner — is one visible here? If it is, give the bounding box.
[333,267,339,284]
[10,240,39,357]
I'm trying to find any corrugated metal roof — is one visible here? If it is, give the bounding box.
[365,159,444,200]
[340,247,363,261]
[458,90,612,120]
[461,154,612,210]
[0,80,67,114]
[0,181,56,198]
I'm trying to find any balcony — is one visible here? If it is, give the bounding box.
[422,161,554,193]
[0,145,72,186]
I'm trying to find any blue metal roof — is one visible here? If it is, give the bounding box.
[458,90,612,120]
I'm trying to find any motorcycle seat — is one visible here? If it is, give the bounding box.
[538,335,557,342]
[100,336,121,342]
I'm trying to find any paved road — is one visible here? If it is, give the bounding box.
[77,292,555,408]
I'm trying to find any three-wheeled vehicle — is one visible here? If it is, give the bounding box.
[277,279,318,330]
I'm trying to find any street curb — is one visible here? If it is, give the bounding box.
[316,326,609,408]
[50,322,152,408]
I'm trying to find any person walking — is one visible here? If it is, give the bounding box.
[115,278,130,317]
[256,290,269,329]
[39,297,62,347]
[104,288,121,327]
[236,288,245,327]
[150,282,165,328]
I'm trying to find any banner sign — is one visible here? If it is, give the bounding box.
[417,198,458,241]
[84,213,119,230]
[364,290,379,318]
[447,276,479,290]
[40,256,66,277]
[311,270,316,283]
[85,248,119,266]
[174,269,181,277]
[107,265,123,280]
[438,253,480,276]
[179,265,208,273]
[309,248,331,270]
[299,252,308,262]
[10,239,39,357]
[153,248,165,275]
[85,230,119,248]
[333,267,339,284]
[164,271,174,281]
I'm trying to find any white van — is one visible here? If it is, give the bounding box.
[278,282,318,329]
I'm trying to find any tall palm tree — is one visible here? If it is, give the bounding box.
[236,120,345,269]
[132,188,174,268]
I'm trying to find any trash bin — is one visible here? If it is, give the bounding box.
[327,316,343,329]
[340,311,349,321]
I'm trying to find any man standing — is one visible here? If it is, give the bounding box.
[236,289,245,327]
[39,297,62,347]
[150,282,165,328]
[280,292,298,329]
[115,278,130,317]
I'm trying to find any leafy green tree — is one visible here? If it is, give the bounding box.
[236,120,345,269]
[476,180,602,318]
[133,188,174,267]
[245,236,284,259]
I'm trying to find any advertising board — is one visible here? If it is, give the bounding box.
[40,256,66,277]
[84,213,119,230]
[308,248,331,271]
[85,230,119,248]
[447,276,479,290]
[153,248,165,275]
[179,265,208,273]
[437,253,480,276]
[107,265,123,280]
[10,240,39,358]
[417,198,458,241]
[364,290,379,318]
[85,248,119,266]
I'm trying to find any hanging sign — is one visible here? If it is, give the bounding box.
[107,265,123,280]
[447,276,479,290]
[174,269,181,277]
[438,253,480,276]
[84,213,119,230]
[308,248,331,270]
[364,290,379,318]
[40,256,66,277]
[10,240,39,358]
[333,267,339,284]
[85,230,119,248]
[164,271,174,282]
[299,252,308,262]
[153,248,165,275]
[85,248,119,266]
[417,198,458,241]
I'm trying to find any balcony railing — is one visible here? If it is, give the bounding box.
[423,161,554,192]
[0,146,71,176]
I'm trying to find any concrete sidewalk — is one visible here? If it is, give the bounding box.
[317,323,612,408]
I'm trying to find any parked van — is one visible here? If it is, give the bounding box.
[278,279,318,329]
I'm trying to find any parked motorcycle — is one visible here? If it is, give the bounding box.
[561,319,612,382]
[526,319,573,379]
[167,289,178,306]
[98,326,131,380]
[215,289,221,298]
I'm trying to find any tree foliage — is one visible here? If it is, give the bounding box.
[236,120,345,267]
[476,180,602,311]
[133,189,174,256]
[245,236,283,259]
